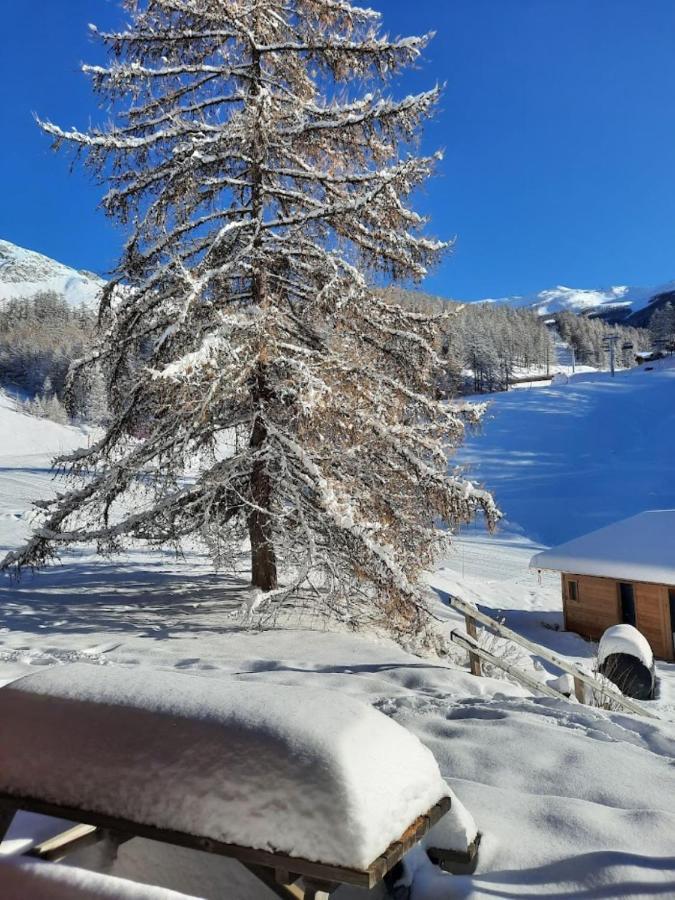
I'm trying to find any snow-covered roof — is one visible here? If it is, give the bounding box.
[0,665,450,872]
[530,510,675,585]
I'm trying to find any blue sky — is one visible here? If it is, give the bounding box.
[2,1,675,299]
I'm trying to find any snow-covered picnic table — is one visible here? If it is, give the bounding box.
[0,665,470,898]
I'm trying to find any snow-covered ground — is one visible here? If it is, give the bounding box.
[1,363,675,898]
[457,356,675,547]
[436,357,675,717]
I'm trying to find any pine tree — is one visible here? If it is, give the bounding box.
[83,365,111,425]
[45,394,69,425]
[650,303,675,349]
[3,0,497,638]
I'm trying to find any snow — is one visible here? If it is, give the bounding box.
[598,624,655,670]
[455,359,675,547]
[0,664,451,871]
[0,392,91,556]
[1,356,675,898]
[546,672,575,696]
[474,280,675,317]
[0,856,201,899]
[0,240,103,309]
[530,510,675,585]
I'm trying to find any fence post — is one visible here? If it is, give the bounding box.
[573,677,585,704]
[465,614,482,677]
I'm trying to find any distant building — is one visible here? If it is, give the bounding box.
[531,511,675,661]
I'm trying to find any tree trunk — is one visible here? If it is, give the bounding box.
[246,28,277,593]
[248,412,277,592]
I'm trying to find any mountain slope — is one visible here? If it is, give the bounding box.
[457,357,675,547]
[479,281,675,322]
[3,236,673,327]
[625,287,675,327]
[0,240,104,309]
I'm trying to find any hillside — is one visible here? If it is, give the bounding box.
[456,356,675,547]
[0,392,88,553]
[384,279,674,328]
[0,240,104,309]
[625,287,675,327]
[432,356,675,712]
[475,281,675,325]
[3,237,673,331]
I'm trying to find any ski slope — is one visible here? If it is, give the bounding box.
[0,392,90,555]
[457,356,675,547]
[1,378,675,897]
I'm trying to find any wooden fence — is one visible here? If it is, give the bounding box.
[446,593,658,720]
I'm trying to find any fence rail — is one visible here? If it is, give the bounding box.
[446,592,658,720]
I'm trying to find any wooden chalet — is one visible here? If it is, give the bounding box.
[531,511,675,661]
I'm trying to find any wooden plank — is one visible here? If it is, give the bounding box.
[428,832,481,875]
[275,868,293,885]
[0,792,451,890]
[635,583,669,660]
[558,571,675,592]
[368,796,451,885]
[450,631,566,701]
[573,677,585,704]
[564,574,621,638]
[27,822,101,862]
[465,614,482,677]
[243,864,305,900]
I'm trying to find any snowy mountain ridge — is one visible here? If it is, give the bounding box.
[479,281,675,318]
[3,237,674,321]
[0,240,104,309]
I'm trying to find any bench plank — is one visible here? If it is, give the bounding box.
[0,792,451,890]
[27,823,100,862]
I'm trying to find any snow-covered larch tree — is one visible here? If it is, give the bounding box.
[2,0,497,638]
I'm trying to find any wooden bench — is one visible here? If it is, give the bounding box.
[0,665,475,898]
[0,796,451,898]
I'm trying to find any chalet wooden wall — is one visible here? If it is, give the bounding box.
[562,573,674,662]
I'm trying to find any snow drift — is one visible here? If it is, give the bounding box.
[0,856,200,900]
[0,665,453,871]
